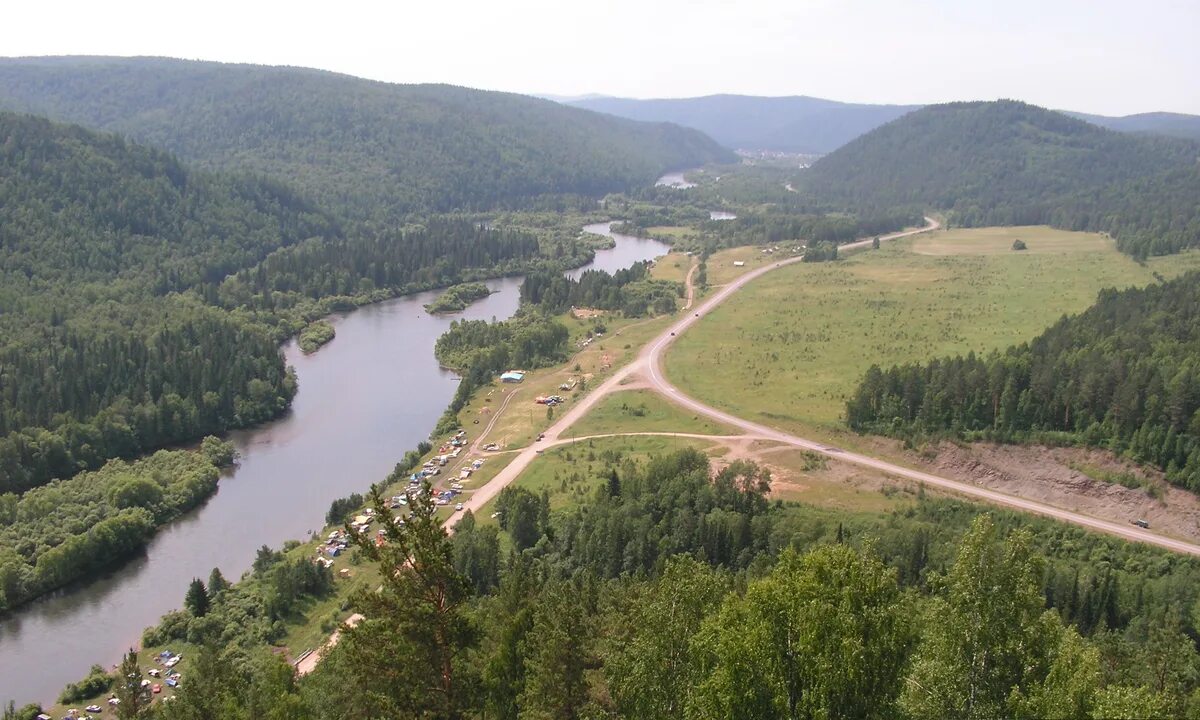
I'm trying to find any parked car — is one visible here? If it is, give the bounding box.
[455,503,464,511]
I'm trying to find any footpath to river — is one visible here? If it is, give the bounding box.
[0,222,671,707]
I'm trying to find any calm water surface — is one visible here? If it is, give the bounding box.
[0,230,670,706]
[654,170,697,189]
[574,222,672,277]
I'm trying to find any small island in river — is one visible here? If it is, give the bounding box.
[298,319,336,353]
[423,282,492,314]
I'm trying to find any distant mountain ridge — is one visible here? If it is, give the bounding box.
[1063,110,1200,142]
[0,57,734,220]
[570,94,920,153]
[569,94,1200,152]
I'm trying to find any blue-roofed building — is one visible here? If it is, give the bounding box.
[500,370,525,383]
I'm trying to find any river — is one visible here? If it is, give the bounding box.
[0,225,671,707]
[654,170,697,189]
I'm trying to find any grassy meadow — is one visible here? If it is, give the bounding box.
[666,226,1200,435]
[649,250,695,284]
[454,310,673,449]
[563,389,738,438]
[472,434,720,526]
[704,245,788,285]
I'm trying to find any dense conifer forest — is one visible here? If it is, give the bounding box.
[0,80,720,501]
[7,55,1200,720]
[846,271,1200,490]
[803,100,1200,257]
[0,57,734,220]
[0,112,318,494]
[520,263,682,317]
[73,447,1200,720]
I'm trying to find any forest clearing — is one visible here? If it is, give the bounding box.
[665,225,1200,432]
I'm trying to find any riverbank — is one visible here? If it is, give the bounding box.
[1,222,673,709]
[0,439,236,616]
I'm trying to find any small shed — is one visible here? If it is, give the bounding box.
[501,370,525,383]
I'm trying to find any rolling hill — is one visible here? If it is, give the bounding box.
[0,57,734,219]
[800,100,1200,257]
[569,94,1200,154]
[570,94,920,153]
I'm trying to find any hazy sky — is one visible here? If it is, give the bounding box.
[4,0,1198,115]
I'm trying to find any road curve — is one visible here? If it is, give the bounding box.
[458,219,933,521]
[313,217,1200,677]
[462,215,1200,555]
[641,217,1200,556]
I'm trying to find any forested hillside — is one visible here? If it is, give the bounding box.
[1050,164,1200,258]
[846,271,1200,491]
[105,448,1200,719]
[0,57,733,219]
[0,113,577,497]
[569,94,1200,153]
[0,112,323,494]
[571,94,919,153]
[803,100,1200,257]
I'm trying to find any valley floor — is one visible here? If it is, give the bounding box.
[44,223,1200,713]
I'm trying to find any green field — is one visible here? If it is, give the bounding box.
[650,250,694,284]
[666,226,1200,434]
[474,434,719,525]
[563,389,738,438]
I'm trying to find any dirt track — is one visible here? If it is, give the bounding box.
[638,217,1200,555]
[459,220,939,521]
[469,214,1200,555]
[308,216,1200,676]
